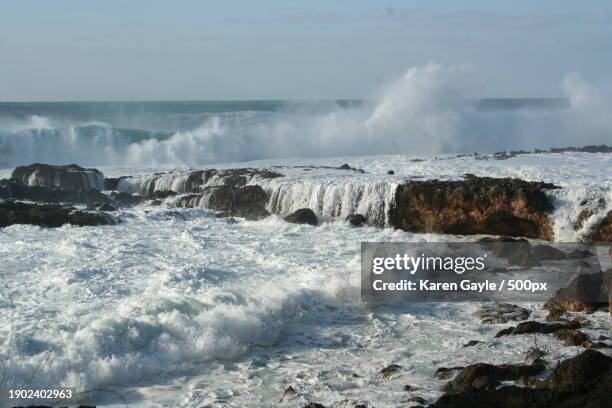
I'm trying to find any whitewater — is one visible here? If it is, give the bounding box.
[0,65,611,407]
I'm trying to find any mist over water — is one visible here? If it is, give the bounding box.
[1,64,610,168]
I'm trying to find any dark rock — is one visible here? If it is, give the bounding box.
[553,329,589,346]
[463,340,480,347]
[11,163,105,190]
[391,175,558,239]
[566,249,594,259]
[0,201,116,228]
[408,396,426,404]
[544,270,611,313]
[442,361,546,393]
[478,237,539,266]
[104,177,119,191]
[284,208,318,226]
[532,244,567,260]
[279,386,296,402]
[338,163,365,173]
[403,384,419,391]
[346,213,367,227]
[87,203,117,212]
[435,366,465,380]
[0,179,113,205]
[150,190,177,199]
[379,364,402,379]
[110,191,145,207]
[207,185,270,220]
[387,170,395,175]
[545,309,565,321]
[581,340,609,349]
[304,404,326,408]
[545,349,612,390]
[473,303,530,324]
[495,320,581,338]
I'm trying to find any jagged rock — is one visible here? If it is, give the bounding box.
[391,175,558,239]
[435,366,465,380]
[442,361,546,393]
[591,211,612,241]
[473,303,530,324]
[430,351,612,407]
[544,270,611,313]
[495,320,581,338]
[0,179,113,205]
[11,163,105,190]
[0,201,116,228]
[346,213,367,227]
[338,163,365,173]
[284,208,318,226]
[532,244,566,260]
[553,329,589,346]
[379,364,403,379]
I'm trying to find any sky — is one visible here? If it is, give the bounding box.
[0,0,611,101]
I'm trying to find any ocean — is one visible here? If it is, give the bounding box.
[0,93,611,407]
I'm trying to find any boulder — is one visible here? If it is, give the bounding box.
[284,208,318,226]
[104,177,120,191]
[0,179,113,205]
[346,213,367,227]
[207,185,270,220]
[553,329,589,346]
[391,175,558,239]
[11,163,105,190]
[379,363,403,379]
[0,201,116,228]
[544,270,611,313]
[442,361,546,393]
[495,320,581,338]
[532,244,566,260]
[473,303,530,324]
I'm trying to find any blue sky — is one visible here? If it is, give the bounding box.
[1,0,611,101]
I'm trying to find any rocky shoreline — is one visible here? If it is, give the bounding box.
[1,162,610,241]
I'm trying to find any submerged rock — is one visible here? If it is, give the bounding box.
[284,208,318,226]
[379,363,403,379]
[0,201,116,228]
[12,163,105,190]
[391,175,558,239]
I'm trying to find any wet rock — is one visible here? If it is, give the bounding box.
[591,210,612,241]
[304,403,326,408]
[525,349,547,365]
[87,203,117,212]
[581,340,609,349]
[403,384,419,391]
[346,213,367,227]
[463,340,480,347]
[566,248,594,259]
[407,396,426,404]
[150,190,177,199]
[104,177,119,191]
[279,386,296,402]
[545,309,565,321]
[0,179,113,205]
[0,201,116,228]
[379,363,402,379]
[391,175,558,239]
[435,366,465,380]
[532,244,566,260]
[478,237,539,266]
[284,208,318,226]
[338,163,365,173]
[431,350,612,408]
[387,170,395,175]
[11,163,105,190]
[110,191,145,207]
[442,361,546,393]
[207,185,270,220]
[544,270,611,313]
[473,303,530,324]
[553,329,589,346]
[495,320,581,338]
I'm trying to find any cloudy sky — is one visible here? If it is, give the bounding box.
[1,0,611,101]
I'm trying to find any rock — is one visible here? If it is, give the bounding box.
[0,179,113,205]
[553,329,589,346]
[525,349,547,365]
[284,208,318,226]
[346,213,367,227]
[338,163,365,173]
[532,244,566,260]
[566,249,594,259]
[104,177,120,191]
[11,163,105,190]
[442,361,546,393]
[545,309,565,321]
[391,175,558,239]
[495,320,581,338]
[435,366,465,380]
[544,270,611,313]
[581,340,609,349]
[0,201,116,228]
[207,185,270,220]
[379,364,402,379]
[478,237,539,266]
[110,191,145,207]
[408,396,426,404]
[150,190,177,199]
[304,404,326,408]
[87,203,117,212]
[387,170,395,175]
[473,303,530,324]
[279,386,296,402]
[591,211,612,241]
[431,350,612,408]
[463,340,480,347]
[403,384,419,391]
